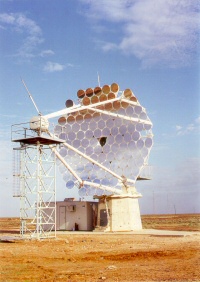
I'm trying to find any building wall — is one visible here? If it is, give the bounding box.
[110,197,142,231]
[96,196,142,231]
[55,200,98,231]
[42,200,98,231]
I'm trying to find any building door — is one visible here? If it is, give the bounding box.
[59,206,66,230]
[100,209,108,226]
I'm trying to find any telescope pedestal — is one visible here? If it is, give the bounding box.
[96,194,142,231]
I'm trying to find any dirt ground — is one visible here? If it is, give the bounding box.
[0,214,199,282]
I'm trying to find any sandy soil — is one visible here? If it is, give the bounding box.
[0,214,199,282]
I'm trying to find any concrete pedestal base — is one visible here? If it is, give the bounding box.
[96,194,142,232]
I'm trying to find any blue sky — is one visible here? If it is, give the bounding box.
[0,0,199,216]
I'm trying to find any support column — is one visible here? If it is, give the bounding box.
[96,194,142,231]
[108,195,142,231]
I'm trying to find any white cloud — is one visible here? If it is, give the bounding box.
[102,42,118,52]
[66,63,75,67]
[176,116,200,136]
[40,49,55,57]
[195,117,200,124]
[43,61,65,72]
[0,13,15,24]
[80,0,199,68]
[175,125,182,131]
[0,13,43,58]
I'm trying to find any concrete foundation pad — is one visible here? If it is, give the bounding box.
[57,229,200,237]
[1,229,199,241]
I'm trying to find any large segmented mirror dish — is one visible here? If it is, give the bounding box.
[54,83,153,197]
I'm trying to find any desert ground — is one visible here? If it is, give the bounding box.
[0,214,199,282]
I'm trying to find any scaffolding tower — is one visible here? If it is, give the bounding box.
[12,121,63,239]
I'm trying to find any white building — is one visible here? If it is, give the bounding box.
[45,198,98,231]
[44,196,142,232]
